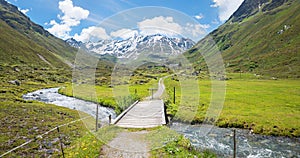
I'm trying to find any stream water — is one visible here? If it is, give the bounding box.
[170,122,300,158]
[22,88,300,157]
[22,88,116,124]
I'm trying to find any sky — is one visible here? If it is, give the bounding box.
[7,0,244,42]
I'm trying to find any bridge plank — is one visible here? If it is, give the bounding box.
[115,99,166,128]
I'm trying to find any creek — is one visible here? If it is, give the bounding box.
[23,88,300,157]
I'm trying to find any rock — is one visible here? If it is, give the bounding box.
[8,80,21,86]
[46,149,54,154]
[13,67,20,72]
[271,77,278,80]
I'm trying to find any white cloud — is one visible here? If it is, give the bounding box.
[137,16,209,41]
[211,0,244,22]
[184,23,210,40]
[194,13,204,20]
[110,29,138,39]
[47,0,89,39]
[74,16,210,42]
[19,8,29,15]
[137,16,182,37]
[73,26,110,42]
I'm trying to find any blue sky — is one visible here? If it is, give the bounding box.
[7,0,244,42]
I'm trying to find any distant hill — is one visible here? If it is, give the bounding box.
[0,0,76,68]
[186,0,300,78]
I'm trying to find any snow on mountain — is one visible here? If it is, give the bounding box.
[65,38,82,48]
[66,34,195,59]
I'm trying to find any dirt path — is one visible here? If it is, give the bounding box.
[99,131,150,158]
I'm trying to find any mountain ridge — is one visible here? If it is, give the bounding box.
[66,34,195,59]
[0,0,76,68]
[186,0,299,78]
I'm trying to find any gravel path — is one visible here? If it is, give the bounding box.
[99,131,150,158]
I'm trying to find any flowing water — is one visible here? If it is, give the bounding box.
[22,88,116,124]
[170,122,300,158]
[22,88,300,157]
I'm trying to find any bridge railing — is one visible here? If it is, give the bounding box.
[111,100,139,124]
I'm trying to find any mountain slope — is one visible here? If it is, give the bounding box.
[0,0,76,68]
[186,0,299,78]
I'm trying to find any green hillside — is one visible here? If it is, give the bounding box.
[0,0,76,68]
[186,0,300,78]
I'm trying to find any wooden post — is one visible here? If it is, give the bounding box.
[96,104,99,132]
[57,127,65,158]
[233,129,236,158]
[239,61,242,79]
[240,69,242,79]
[173,87,176,104]
[151,88,154,100]
[108,115,111,124]
[135,89,137,95]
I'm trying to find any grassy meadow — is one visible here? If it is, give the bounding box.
[0,65,91,157]
[164,73,300,137]
[0,64,213,157]
[59,65,168,114]
[1,62,298,157]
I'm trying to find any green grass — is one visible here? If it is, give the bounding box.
[186,0,300,78]
[59,72,159,114]
[164,73,300,137]
[147,126,216,158]
[0,65,90,157]
[0,1,78,67]
[65,125,122,158]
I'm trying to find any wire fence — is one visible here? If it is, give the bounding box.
[0,116,92,157]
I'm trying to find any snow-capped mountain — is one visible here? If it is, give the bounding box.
[65,38,82,48]
[66,34,195,59]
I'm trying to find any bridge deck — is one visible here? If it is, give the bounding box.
[114,99,166,128]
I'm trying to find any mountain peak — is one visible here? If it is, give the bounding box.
[67,34,195,59]
[229,0,290,23]
[187,0,299,78]
[0,0,76,68]
[0,0,51,37]
[65,38,82,48]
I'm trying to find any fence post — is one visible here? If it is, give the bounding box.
[108,115,111,124]
[96,104,99,132]
[173,87,176,104]
[233,129,236,158]
[151,88,154,99]
[57,126,65,158]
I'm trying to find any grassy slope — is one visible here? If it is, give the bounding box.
[164,74,300,137]
[0,0,77,67]
[0,1,91,153]
[186,0,300,78]
[0,20,68,68]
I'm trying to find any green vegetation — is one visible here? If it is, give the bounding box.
[0,0,77,67]
[59,65,169,114]
[164,73,300,137]
[65,126,122,158]
[186,0,300,78]
[1,0,299,157]
[0,65,88,157]
[147,126,216,158]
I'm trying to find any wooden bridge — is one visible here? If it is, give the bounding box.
[112,78,167,128]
